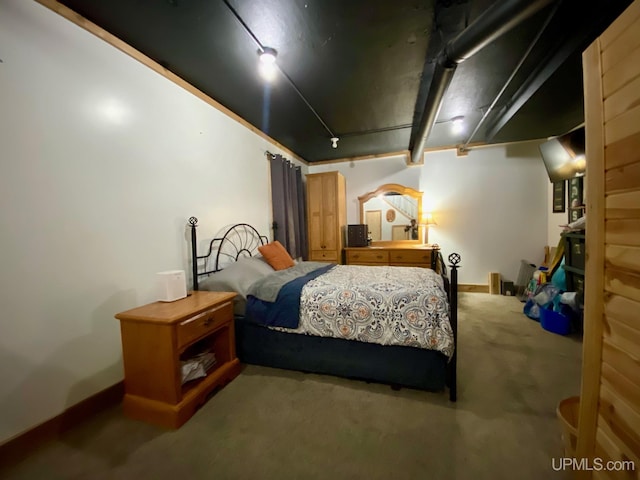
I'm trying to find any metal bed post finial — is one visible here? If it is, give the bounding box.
[447,252,461,402]
[188,217,198,291]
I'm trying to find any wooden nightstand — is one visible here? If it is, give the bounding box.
[115,291,240,428]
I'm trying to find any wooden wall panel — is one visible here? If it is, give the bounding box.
[606,245,640,271]
[601,341,640,407]
[606,191,640,219]
[603,268,640,302]
[595,426,640,479]
[578,3,640,477]
[605,103,640,145]
[594,428,640,480]
[604,293,640,331]
[605,219,640,247]
[605,159,640,194]
[602,15,640,74]
[599,384,640,457]
[602,45,640,98]
[600,0,640,51]
[604,75,640,123]
[605,131,640,170]
[601,363,640,430]
[602,321,640,372]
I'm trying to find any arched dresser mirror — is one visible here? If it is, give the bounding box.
[358,184,423,245]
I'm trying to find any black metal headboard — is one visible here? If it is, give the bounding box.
[188,217,268,291]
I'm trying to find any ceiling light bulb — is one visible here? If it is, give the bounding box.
[331,137,339,148]
[258,47,278,82]
[451,116,465,134]
[259,51,277,64]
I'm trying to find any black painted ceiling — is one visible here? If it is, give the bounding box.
[57,0,631,162]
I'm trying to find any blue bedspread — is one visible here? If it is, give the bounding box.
[246,263,335,328]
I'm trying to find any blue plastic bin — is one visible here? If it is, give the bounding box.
[540,307,571,335]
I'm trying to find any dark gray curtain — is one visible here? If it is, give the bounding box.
[269,153,307,259]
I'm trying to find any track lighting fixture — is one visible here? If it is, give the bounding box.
[224,1,338,151]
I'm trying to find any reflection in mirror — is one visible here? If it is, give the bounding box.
[358,184,423,245]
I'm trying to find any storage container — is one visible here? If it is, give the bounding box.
[565,269,585,292]
[540,307,571,335]
[564,232,586,271]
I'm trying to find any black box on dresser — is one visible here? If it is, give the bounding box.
[347,224,368,247]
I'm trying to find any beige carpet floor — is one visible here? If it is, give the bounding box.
[1,293,582,480]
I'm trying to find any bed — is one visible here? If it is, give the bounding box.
[188,218,460,401]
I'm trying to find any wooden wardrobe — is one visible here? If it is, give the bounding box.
[577,1,640,477]
[306,171,346,263]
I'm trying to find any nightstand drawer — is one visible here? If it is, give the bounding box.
[346,249,389,263]
[389,249,432,264]
[177,301,233,350]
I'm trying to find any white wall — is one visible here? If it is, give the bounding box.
[0,0,303,443]
[0,0,561,444]
[310,142,551,285]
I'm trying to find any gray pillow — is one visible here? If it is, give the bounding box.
[198,256,275,315]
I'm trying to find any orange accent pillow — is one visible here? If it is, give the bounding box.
[258,241,295,270]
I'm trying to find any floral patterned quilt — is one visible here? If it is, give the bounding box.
[274,265,454,358]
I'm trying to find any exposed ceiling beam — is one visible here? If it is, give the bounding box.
[409,0,556,164]
[483,28,590,142]
[459,1,560,151]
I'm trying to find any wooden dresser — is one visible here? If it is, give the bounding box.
[344,246,440,270]
[115,291,240,428]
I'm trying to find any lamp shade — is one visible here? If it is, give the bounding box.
[422,212,437,226]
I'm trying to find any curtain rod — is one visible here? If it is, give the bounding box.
[265,151,299,169]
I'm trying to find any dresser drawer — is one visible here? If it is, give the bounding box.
[309,250,339,262]
[346,249,389,264]
[177,301,233,350]
[565,235,585,271]
[389,249,432,265]
[566,271,585,292]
